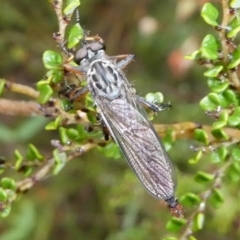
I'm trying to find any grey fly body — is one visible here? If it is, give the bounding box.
[64,36,183,217]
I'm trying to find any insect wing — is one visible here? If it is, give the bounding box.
[96,92,177,200]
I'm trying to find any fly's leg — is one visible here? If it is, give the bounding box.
[136,96,172,112]
[96,113,110,141]
[67,85,89,102]
[108,54,135,69]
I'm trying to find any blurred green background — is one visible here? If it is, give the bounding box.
[1,0,240,240]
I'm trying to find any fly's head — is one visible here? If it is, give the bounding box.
[74,36,106,68]
[64,36,106,74]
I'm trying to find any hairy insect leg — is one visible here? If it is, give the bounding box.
[108,54,135,69]
[67,85,89,102]
[96,113,110,141]
[136,96,172,112]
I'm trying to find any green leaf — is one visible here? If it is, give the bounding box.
[188,151,203,164]
[211,128,229,140]
[45,117,62,130]
[145,92,164,104]
[231,147,240,162]
[212,120,226,129]
[42,50,63,70]
[46,69,63,84]
[67,128,80,140]
[0,79,6,96]
[98,143,122,159]
[194,129,209,145]
[26,144,43,161]
[207,79,229,93]
[53,150,67,175]
[200,93,220,111]
[209,188,224,208]
[204,65,223,77]
[1,178,16,190]
[195,171,214,184]
[180,193,201,207]
[166,218,187,232]
[37,84,53,104]
[222,90,238,106]
[228,15,240,38]
[67,23,84,49]
[201,3,219,26]
[227,162,240,182]
[163,129,175,151]
[200,34,219,60]
[0,188,8,201]
[228,107,240,126]
[228,48,240,69]
[193,213,205,231]
[185,50,200,60]
[210,146,228,163]
[14,149,23,170]
[59,127,70,144]
[64,0,80,15]
[0,205,11,217]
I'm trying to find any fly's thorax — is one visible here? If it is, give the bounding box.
[87,59,125,100]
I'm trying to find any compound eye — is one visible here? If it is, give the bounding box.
[90,41,106,52]
[74,47,88,64]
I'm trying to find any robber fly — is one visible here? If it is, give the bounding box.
[64,35,183,217]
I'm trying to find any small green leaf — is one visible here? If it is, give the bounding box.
[227,162,240,182]
[185,50,200,60]
[195,171,214,184]
[180,193,201,207]
[0,79,6,96]
[231,147,240,162]
[200,34,219,60]
[53,150,67,175]
[166,218,187,232]
[26,144,43,161]
[46,70,63,84]
[207,79,229,93]
[211,128,229,140]
[43,50,63,70]
[209,188,224,208]
[194,129,209,145]
[222,90,238,106]
[145,92,164,104]
[228,15,240,38]
[200,93,220,111]
[64,0,80,15]
[1,178,16,190]
[67,23,84,48]
[204,65,223,77]
[59,127,70,144]
[37,84,53,104]
[67,128,80,140]
[188,151,203,164]
[163,129,175,151]
[201,3,219,26]
[45,117,62,130]
[0,188,8,201]
[98,143,122,159]
[212,120,226,129]
[228,107,240,126]
[0,205,11,217]
[210,146,228,163]
[228,48,240,69]
[193,213,205,231]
